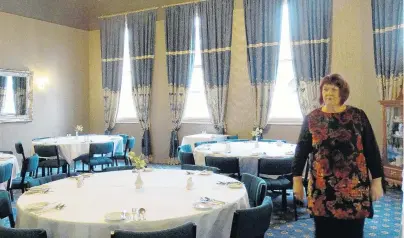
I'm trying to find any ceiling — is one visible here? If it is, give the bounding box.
[0,0,196,31]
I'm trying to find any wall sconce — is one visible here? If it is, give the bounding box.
[35,77,48,90]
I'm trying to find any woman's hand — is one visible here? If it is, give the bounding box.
[293,177,305,201]
[371,177,383,201]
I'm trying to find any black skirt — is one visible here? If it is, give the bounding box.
[314,216,365,238]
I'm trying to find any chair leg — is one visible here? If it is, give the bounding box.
[293,195,298,221]
[8,214,15,228]
[57,167,60,174]
[42,167,45,177]
[101,164,104,170]
[282,189,287,211]
[9,190,14,202]
[35,168,39,178]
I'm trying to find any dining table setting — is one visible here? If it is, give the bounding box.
[16,169,249,238]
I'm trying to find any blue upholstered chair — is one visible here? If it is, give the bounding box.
[15,142,27,161]
[0,226,47,238]
[10,154,39,201]
[257,157,294,213]
[82,142,114,172]
[178,144,195,165]
[181,164,220,174]
[205,156,240,180]
[27,173,67,188]
[0,190,14,228]
[34,145,69,177]
[227,135,239,140]
[241,173,267,207]
[230,196,273,238]
[225,139,249,142]
[125,137,136,165]
[112,222,196,238]
[0,163,14,227]
[194,141,217,148]
[113,134,129,166]
[103,165,134,172]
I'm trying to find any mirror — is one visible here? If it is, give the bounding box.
[0,68,33,123]
[386,106,403,168]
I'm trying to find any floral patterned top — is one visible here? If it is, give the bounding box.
[292,106,384,219]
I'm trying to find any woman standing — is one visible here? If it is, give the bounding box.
[293,74,384,238]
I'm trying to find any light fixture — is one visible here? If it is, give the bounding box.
[35,77,48,90]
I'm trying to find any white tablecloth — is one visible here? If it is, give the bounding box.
[31,135,124,165]
[181,134,228,150]
[16,169,249,238]
[194,141,296,175]
[0,153,20,190]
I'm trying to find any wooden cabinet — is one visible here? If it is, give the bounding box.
[380,100,403,186]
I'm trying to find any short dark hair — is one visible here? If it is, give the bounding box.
[319,74,350,105]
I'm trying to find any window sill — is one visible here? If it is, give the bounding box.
[267,118,303,126]
[181,118,211,124]
[116,118,139,124]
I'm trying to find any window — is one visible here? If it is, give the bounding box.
[117,27,138,122]
[268,3,303,124]
[182,17,210,123]
[1,76,16,115]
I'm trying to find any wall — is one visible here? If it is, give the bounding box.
[0,12,89,162]
[88,0,382,163]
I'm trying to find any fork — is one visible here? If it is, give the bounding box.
[35,203,65,215]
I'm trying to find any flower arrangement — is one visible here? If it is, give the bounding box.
[128,152,146,169]
[75,125,83,133]
[251,127,263,139]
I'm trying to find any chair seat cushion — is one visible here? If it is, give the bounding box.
[114,152,125,157]
[38,159,68,168]
[11,177,34,188]
[0,190,12,218]
[83,157,113,166]
[263,177,292,190]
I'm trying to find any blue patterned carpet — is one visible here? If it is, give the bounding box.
[3,164,402,238]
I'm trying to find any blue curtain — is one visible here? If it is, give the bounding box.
[100,16,126,134]
[288,0,332,115]
[372,0,403,100]
[0,76,6,113]
[165,4,196,164]
[127,10,157,163]
[198,0,234,134]
[244,0,283,131]
[12,77,27,115]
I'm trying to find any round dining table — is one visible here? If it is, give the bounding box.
[16,169,249,238]
[194,141,297,176]
[31,135,124,165]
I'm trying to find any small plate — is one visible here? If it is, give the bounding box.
[143,168,153,172]
[228,183,243,189]
[25,202,50,211]
[193,202,213,210]
[105,212,125,221]
[199,170,213,176]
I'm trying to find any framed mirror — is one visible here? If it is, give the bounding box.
[0,68,33,123]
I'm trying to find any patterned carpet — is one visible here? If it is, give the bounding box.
[2,164,403,238]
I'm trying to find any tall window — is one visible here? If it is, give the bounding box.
[268,3,303,124]
[117,27,138,122]
[1,76,16,115]
[182,17,210,122]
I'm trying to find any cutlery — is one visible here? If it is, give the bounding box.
[200,197,225,205]
[139,208,146,220]
[35,203,65,215]
[186,171,194,175]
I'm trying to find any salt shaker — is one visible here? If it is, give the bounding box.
[186,177,194,190]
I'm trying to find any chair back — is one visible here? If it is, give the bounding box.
[230,196,273,238]
[127,137,136,151]
[205,156,240,177]
[179,144,192,153]
[0,226,47,238]
[0,163,13,188]
[90,142,114,157]
[181,164,220,173]
[15,142,26,160]
[112,222,196,238]
[118,134,129,148]
[227,135,239,140]
[104,166,134,172]
[27,173,67,188]
[194,141,217,148]
[34,145,59,158]
[32,137,51,141]
[225,139,249,142]
[258,157,293,176]
[178,151,195,165]
[23,154,40,174]
[241,173,267,207]
[260,139,287,143]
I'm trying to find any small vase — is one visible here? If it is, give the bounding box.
[255,136,259,148]
[135,173,143,189]
[75,131,79,137]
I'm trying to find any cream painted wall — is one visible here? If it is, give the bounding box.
[88,0,382,163]
[0,12,89,162]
